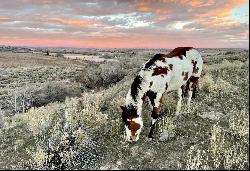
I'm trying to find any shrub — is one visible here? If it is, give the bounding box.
[30,81,82,108]
[228,110,249,139]
[0,81,82,115]
[199,75,234,96]
[203,60,244,73]
[55,52,64,58]
[0,94,108,169]
[225,51,235,55]
[79,62,126,89]
[199,74,214,93]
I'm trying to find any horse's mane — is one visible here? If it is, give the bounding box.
[130,75,143,101]
[144,54,165,69]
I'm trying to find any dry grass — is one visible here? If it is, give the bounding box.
[0,48,249,169]
[0,52,86,68]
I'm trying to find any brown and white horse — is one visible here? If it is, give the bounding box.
[121,47,203,142]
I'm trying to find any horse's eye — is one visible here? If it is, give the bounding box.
[125,121,130,127]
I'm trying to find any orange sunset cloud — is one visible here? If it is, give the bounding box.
[48,17,107,27]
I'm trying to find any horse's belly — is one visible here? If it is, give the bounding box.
[166,66,192,92]
[167,78,186,92]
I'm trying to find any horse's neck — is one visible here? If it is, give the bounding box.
[125,86,147,116]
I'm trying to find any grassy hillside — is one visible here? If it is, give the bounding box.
[0,49,249,169]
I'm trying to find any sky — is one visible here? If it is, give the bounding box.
[0,0,249,49]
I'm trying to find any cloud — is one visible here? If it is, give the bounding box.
[0,0,248,48]
[47,17,106,27]
[0,16,11,21]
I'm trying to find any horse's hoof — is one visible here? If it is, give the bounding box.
[172,115,179,121]
[148,134,154,138]
[159,112,165,118]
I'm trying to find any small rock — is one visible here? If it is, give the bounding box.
[116,160,122,166]
[199,111,224,120]
[100,165,110,170]
[111,166,120,170]
[130,145,139,156]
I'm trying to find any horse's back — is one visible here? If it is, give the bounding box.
[143,48,202,92]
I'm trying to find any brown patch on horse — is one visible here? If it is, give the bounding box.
[151,106,161,119]
[159,95,163,104]
[128,121,141,136]
[167,47,193,59]
[190,76,199,89]
[151,94,163,120]
[191,60,199,73]
[194,67,199,74]
[145,47,192,70]
[186,76,199,91]
[159,55,167,62]
[154,106,161,113]
[152,67,170,76]
[141,94,146,101]
[187,76,199,98]
[169,64,173,70]
[127,112,139,120]
[183,72,189,81]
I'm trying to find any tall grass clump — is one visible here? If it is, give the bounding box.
[186,110,249,170]
[203,60,244,73]
[158,117,177,141]
[199,74,235,96]
[186,145,210,170]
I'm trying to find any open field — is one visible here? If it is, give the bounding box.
[0,47,249,169]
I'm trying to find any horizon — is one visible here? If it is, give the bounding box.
[0,44,249,50]
[0,0,249,49]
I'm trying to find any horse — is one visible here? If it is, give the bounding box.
[120,47,203,142]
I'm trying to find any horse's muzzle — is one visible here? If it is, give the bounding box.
[129,135,138,142]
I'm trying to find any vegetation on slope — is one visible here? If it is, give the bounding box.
[0,49,249,169]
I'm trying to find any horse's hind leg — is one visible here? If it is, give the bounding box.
[175,87,183,116]
[187,76,199,111]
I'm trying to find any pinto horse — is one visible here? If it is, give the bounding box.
[121,47,203,142]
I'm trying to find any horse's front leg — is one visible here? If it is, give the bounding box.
[148,94,163,138]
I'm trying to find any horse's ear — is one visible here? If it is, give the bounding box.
[120,106,126,111]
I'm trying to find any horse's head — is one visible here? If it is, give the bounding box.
[120,106,143,142]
